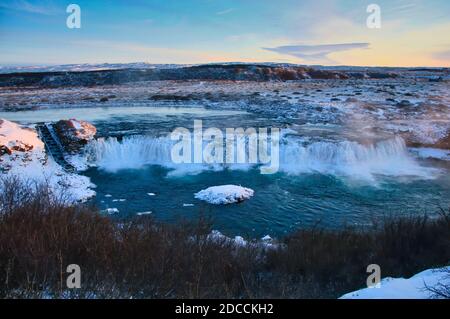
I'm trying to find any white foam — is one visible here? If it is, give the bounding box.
[279,136,438,182]
[85,136,173,172]
[82,134,438,183]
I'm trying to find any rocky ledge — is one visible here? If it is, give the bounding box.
[53,119,96,154]
[402,130,450,150]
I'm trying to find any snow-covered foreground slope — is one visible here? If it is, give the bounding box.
[340,266,450,299]
[0,119,95,202]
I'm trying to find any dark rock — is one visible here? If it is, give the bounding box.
[53,119,96,154]
[397,100,412,107]
[433,133,450,149]
[366,72,398,79]
[150,94,192,101]
[429,77,443,82]
[0,145,12,156]
[10,142,33,152]
[404,132,450,150]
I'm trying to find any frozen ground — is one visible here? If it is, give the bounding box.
[1,73,448,151]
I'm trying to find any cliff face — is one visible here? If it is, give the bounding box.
[0,64,398,88]
[53,119,96,154]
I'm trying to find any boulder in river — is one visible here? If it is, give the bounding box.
[194,185,254,205]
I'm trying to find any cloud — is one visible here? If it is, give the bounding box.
[216,8,234,15]
[263,43,370,64]
[0,0,60,15]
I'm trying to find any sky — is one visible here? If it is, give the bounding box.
[0,0,449,67]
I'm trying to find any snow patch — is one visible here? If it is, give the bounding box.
[0,119,43,149]
[206,230,279,250]
[103,208,119,214]
[340,266,450,299]
[136,211,152,216]
[194,185,254,205]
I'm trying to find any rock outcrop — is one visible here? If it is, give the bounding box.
[0,140,34,156]
[402,130,450,150]
[433,133,450,149]
[53,119,96,153]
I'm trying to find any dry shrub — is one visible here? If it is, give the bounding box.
[0,177,448,298]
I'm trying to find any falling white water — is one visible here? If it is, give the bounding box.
[85,136,174,172]
[279,136,437,182]
[83,135,437,182]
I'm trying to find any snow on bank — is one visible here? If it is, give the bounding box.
[0,119,43,150]
[103,208,119,214]
[207,230,278,249]
[0,119,95,202]
[340,266,450,299]
[194,185,254,205]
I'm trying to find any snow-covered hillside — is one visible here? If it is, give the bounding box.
[0,119,94,202]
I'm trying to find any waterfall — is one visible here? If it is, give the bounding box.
[278,136,435,181]
[85,135,174,172]
[83,135,436,182]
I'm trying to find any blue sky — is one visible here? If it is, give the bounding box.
[0,0,449,66]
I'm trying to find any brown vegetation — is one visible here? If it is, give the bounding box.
[0,177,449,299]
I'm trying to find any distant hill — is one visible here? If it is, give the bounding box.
[0,63,406,87]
